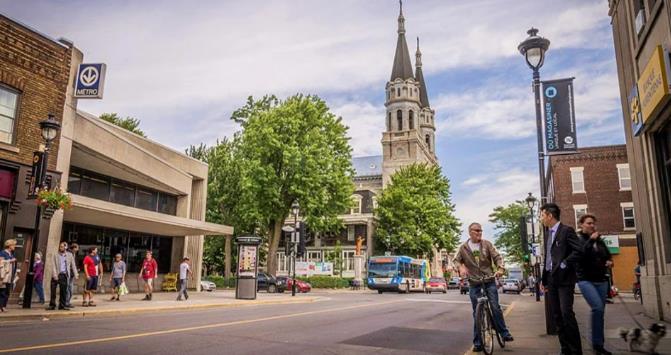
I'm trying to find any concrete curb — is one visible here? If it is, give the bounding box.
[0,297,318,322]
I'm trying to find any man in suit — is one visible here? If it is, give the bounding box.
[540,203,584,355]
[48,241,77,310]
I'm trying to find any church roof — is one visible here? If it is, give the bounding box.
[352,155,383,177]
[415,38,430,108]
[390,3,414,81]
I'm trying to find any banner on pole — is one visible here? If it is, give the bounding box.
[542,78,578,155]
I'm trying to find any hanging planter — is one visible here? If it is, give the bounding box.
[36,187,73,211]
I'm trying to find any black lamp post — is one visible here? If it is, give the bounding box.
[291,201,299,297]
[519,28,555,334]
[525,192,541,302]
[23,114,61,309]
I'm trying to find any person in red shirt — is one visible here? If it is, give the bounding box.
[82,247,103,307]
[140,250,158,301]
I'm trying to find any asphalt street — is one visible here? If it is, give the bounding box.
[0,290,518,355]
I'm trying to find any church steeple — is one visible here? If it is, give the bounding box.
[415,37,430,108]
[390,0,414,81]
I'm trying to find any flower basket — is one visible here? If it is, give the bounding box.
[36,187,73,210]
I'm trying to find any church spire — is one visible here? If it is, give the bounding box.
[415,37,430,108]
[390,0,414,81]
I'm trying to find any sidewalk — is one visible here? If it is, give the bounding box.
[500,292,671,354]
[0,290,318,322]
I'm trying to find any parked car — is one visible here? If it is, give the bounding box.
[277,276,312,293]
[459,279,469,295]
[200,280,216,292]
[502,279,523,294]
[447,277,460,289]
[426,277,447,293]
[257,272,286,293]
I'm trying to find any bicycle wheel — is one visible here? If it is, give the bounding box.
[476,302,494,355]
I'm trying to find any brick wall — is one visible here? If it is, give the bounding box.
[548,145,633,234]
[0,15,71,170]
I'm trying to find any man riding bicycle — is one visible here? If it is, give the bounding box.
[453,222,514,352]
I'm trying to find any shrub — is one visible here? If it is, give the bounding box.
[296,276,359,288]
[203,276,235,288]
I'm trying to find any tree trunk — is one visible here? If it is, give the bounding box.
[224,235,232,279]
[266,219,283,276]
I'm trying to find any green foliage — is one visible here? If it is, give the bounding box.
[488,201,528,266]
[296,276,358,288]
[232,94,354,275]
[375,163,461,257]
[99,113,146,137]
[324,241,344,277]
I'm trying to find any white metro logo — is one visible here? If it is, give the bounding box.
[79,66,99,87]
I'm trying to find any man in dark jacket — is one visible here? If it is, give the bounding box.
[540,203,584,355]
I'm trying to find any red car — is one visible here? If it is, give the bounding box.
[277,277,312,293]
[426,277,447,293]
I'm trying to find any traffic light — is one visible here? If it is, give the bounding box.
[297,221,307,258]
[519,216,529,254]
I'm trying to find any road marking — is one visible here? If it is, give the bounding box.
[404,299,472,304]
[0,299,404,353]
[461,301,517,355]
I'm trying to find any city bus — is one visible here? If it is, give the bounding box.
[367,256,430,293]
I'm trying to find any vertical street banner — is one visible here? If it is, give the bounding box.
[541,78,578,155]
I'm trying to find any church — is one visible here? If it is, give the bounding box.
[276,3,440,276]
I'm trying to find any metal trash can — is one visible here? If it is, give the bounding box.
[235,234,262,300]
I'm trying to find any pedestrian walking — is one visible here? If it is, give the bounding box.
[140,250,158,301]
[527,274,536,295]
[0,239,17,312]
[66,243,79,308]
[176,257,192,301]
[453,222,514,352]
[540,203,584,355]
[109,254,126,301]
[33,252,45,304]
[48,242,76,310]
[82,247,102,307]
[576,214,613,355]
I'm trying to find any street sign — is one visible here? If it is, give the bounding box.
[531,243,541,257]
[602,235,620,254]
[75,63,107,99]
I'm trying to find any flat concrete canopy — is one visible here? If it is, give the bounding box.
[65,194,233,236]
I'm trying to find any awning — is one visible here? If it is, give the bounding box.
[64,194,233,236]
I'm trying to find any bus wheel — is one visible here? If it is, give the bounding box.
[378,290,383,294]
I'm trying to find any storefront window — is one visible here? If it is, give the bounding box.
[62,223,172,274]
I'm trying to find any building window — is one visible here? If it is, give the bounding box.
[573,204,588,228]
[425,134,431,150]
[350,195,362,214]
[657,123,671,244]
[347,225,355,241]
[111,181,135,207]
[634,0,646,35]
[158,193,177,215]
[136,188,158,211]
[409,110,414,130]
[387,90,390,101]
[0,86,19,145]
[570,167,585,193]
[81,173,110,201]
[617,163,632,191]
[397,110,403,131]
[387,112,391,131]
[307,251,322,262]
[343,250,356,271]
[372,195,378,209]
[397,88,400,97]
[621,202,636,230]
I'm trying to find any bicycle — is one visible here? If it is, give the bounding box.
[470,275,505,355]
[632,282,642,304]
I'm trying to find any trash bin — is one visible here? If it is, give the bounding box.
[235,235,262,300]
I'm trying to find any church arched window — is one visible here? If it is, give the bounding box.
[425,134,431,150]
[409,110,414,130]
[387,112,392,131]
[397,110,403,131]
[397,88,401,97]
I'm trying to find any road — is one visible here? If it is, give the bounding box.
[0,290,518,355]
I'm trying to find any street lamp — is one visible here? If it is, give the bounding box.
[23,114,61,309]
[525,192,541,302]
[519,28,554,334]
[291,201,299,297]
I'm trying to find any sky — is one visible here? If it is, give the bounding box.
[1,0,625,241]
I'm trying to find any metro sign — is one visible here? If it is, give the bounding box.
[75,63,106,99]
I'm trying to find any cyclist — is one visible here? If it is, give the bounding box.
[453,222,514,352]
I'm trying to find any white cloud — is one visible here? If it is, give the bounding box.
[330,100,385,157]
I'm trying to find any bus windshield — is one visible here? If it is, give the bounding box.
[368,262,397,278]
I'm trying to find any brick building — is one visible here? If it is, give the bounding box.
[0,14,72,297]
[547,145,638,290]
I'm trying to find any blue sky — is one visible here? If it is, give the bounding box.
[1,0,624,239]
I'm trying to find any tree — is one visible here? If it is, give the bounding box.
[375,163,461,258]
[99,113,146,137]
[488,201,528,266]
[232,95,354,275]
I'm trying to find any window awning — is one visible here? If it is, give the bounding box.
[64,195,233,237]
